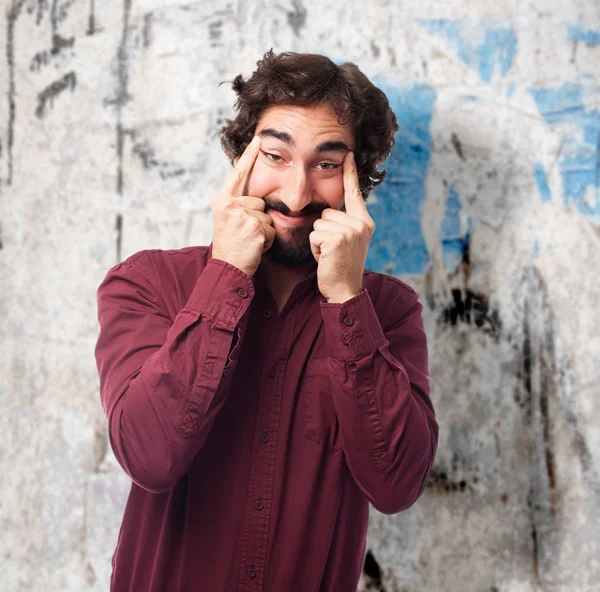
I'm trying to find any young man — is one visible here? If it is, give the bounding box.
[95,51,438,591]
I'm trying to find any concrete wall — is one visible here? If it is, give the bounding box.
[1,1,599,590]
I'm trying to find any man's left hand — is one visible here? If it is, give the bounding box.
[309,152,375,303]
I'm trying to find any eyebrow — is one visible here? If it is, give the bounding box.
[259,128,295,146]
[259,128,350,154]
[316,140,350,153]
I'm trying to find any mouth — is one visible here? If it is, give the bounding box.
[269,209,318,227]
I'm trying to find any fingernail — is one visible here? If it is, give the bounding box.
[251,136,260,144]
[348,151,354,162]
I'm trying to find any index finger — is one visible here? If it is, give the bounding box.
[225,135,261,197]
[342,152,368,218]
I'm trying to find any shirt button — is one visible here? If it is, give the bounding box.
[343,317,354,326]
[247,567,256,579]
[254,498,264,511]
[237,288,249,299]
[262,310,272,319]
[268,367,277,379]
[223,368,231,377]
[342,337,349,346]
[260,432,269,443]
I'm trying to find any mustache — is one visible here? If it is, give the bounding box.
[262,197,328,216]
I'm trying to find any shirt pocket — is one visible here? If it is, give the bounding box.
[301,358,342,452]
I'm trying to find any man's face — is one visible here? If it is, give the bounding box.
[245,103,356,268]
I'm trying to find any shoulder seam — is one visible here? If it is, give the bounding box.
[121,251,161,293]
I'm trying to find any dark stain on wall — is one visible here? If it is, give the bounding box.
[32,0,48,25]
[521,267,561,586]
[426,466,469,494]
[539,345,556,492]
[130,134,188,180]
[570,40,578,64]
[286,0,307,36]
[363,550,386,591]
[115,214,123,262]
[527,490,540,588]
[131,136,159,169]
[87,0,96,35]
[114,0,133,196]
[451,132,466,161]
[51,32,74,55]
[522,280,557,495]
[35,71,77,118]
[51,0,78,29]
[143,12,153,47]
[30,34,75,71]
[209,19,222,47]
[439,289,501,340]
[6,1,26,186]
[92,424,108,472]
[84,562,97,586]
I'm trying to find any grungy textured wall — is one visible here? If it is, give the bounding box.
[1,1,599,591]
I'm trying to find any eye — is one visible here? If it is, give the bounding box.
[316,162,341,171]
[262,151,283,162]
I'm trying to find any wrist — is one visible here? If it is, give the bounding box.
[211,255,256,277]
[326,289,361,304]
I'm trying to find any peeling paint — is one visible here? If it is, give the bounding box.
[530,83,600,222]
[534,162,552,203]
[366,82,436,275]
[567,24,600,46]
[440,187,472,274]
[417,19,518,83]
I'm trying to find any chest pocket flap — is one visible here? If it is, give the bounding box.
[301,358,342,452]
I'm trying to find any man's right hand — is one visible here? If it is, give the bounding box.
[210,136,275,276]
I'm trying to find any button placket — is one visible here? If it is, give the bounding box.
[238,309,293,591]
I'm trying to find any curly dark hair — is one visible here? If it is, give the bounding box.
[221,50,399,198]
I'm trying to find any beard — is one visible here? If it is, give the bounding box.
[262,197,326,268]
[265,229,314,267]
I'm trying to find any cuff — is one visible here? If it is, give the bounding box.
[185,259,255,330]
[320,288,388,360]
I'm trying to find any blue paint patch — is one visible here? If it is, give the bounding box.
[440,187,472,273]
[534,162,552,203]
[417,19,518,83]
[530,83,600,222]
[478,27,519,83]
[568,24,600,45]
[365,82,437,275]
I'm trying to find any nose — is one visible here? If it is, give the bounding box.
[281,165,313,213]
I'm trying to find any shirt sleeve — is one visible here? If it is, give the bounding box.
[94,254,255,493]
[320,287,438,514]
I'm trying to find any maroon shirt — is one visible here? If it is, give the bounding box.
[95,245,438,591]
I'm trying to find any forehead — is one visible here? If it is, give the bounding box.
[255,104,355,150]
